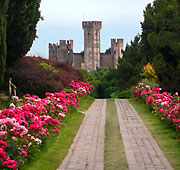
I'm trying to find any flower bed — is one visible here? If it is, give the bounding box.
[134,83,180,139]
[0,81,93,170]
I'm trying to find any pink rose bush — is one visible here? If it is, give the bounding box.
[0,81,93,169]
[134,82,180,138]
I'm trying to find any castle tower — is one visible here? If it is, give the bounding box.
[57,40,73,65]
[82,21,102,71]
[111,38,123,68]
[49,40,74,65]
[49,43,58,61]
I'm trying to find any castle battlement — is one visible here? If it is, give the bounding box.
[111,38,123,45]
[49,43,58,50]
[59,40,73,49]
[82,21,102,30]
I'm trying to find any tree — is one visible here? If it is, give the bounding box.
[141,3,155,63]
[116,35,144,90]
[141,0,180,92]
[105,47,111,54]
[0,0,8,86]
[6,0,41,66]
[122,35,144,65]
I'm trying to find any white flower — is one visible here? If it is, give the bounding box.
[28,142,32,146]
[34,138,42,145]
[12,137,18,141]
[10,103,15,108]
[12,96,19,100]
[59,113,65,117]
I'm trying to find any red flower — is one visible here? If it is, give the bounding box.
[0,140,7,149]
[53,127,59,133]
[2,160,17,170]
[0,148,7,161]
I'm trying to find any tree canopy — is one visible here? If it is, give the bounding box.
[142,0,180,92]
[116,0,180,93]
[6,0,41,66]
[0,0,41,86]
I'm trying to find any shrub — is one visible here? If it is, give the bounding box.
[141,63,158,83]
[3,57,84,97]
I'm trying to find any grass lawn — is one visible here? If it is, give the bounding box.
[20,95,94,170]
[129,99,180,170]
[104,99,128,170]
[78,95,94,111]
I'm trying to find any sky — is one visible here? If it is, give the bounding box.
[27,0,154,58]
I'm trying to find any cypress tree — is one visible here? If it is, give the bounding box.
[6,0,41,66]
[0,0,9,86]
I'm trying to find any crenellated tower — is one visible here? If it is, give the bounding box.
[82,21,102,71]
[111,38,123,68]
[49,40,73,65]
[49,43,58,61]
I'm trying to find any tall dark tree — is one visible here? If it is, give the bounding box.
[141,0,180,92]
[0,0,8,86]
[6,0,41,66]
[116,35,144,90]
[141,3,154,63]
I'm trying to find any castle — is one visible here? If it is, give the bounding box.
[49,21,123,71]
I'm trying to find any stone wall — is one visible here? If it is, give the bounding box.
[73,53,84,68]
[100,53,114,68]
[49,40,73,65]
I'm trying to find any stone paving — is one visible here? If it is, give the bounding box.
[57,99,106,170]
[115,99,173,170]
[58,99,173,170]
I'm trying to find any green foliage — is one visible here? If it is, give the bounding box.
[40,61,59,73]
[141,0,180,93]
[140,3,155,63]
[6,0,41,66]
[111,86,135,99]
[141,79,159,89]
[116,58,137,90]
[118,0,180,94]
[116,35,144,92]
[105,47,111,54]
[79,68,119,98]
[0,0,8,86]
